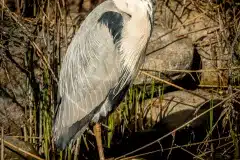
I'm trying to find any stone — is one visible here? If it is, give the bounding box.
[1,13,32,136]
[0,97,25,136]
[144,89,222,129]
[134,26,195,85]
[152,0,231,87]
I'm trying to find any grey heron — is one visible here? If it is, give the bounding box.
[53,0,154,159]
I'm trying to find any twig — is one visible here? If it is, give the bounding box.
[3,49,30,75]
[177,26,219,38]
[140,71,207,100]
[0,137,44,160]
[31,41,58,83]
[4,135,45,139]
[198,85,230,88]
[177,144,204,160]
[140,71,184,90]
[165,0,184,27]
[141,67,240,73]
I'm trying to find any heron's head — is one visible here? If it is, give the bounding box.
[112,0,155,18]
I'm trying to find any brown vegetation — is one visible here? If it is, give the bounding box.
[0,0,240,159]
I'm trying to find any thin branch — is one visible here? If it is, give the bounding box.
[140,71,207,100]
[141,67,240,73]
[3,49,30,75]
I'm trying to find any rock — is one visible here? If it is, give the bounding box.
[1,136,40,160]
[144,89,222,129]
[1,12,32,136]
[134,26,195,85]
[153,0,231,87]
[0,97,25,136]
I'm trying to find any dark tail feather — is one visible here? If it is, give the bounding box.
[53,105,101,150]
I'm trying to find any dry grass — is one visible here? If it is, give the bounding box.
[0,0,240,159]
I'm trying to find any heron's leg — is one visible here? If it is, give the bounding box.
[93,123,105,160]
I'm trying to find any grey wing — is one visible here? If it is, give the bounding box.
[53,11,125,149]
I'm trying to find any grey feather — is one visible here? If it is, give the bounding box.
[53,1,131,149]
[52,0,153,150]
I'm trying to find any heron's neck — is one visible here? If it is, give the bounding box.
[120,9,152,74]
[127,9,151,39]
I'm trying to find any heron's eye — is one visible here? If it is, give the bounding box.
[152,0,156,5]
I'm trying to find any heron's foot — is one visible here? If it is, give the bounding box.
[94,123,105,160]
